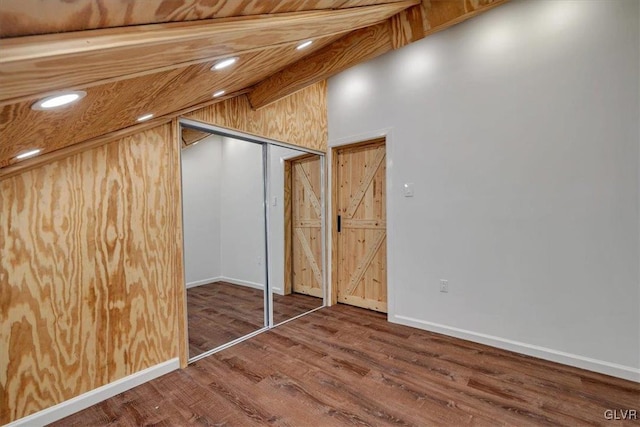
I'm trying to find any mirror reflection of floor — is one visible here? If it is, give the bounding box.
[188,282,263,358]
[272,292,322,326]
[187,281,321,358]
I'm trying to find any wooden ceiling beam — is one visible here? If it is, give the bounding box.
[390,5,426,50]
[0,1,418,105]
[0,0,414,38]
[421,0,508,36]
[181,128,211,148]
[247,0,507,110]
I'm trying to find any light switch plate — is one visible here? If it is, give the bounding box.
[403,183,415,197]
[440,279,448,293]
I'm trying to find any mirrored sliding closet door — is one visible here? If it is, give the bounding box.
[181,125,267,360]
[180,120,326,362]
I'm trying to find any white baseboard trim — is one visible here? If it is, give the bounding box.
[7,358,180,427]
[392,314,640,383]
[186,277,265,291]
[220,276,265,290]
[186,276,223,289]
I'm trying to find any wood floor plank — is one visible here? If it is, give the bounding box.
[52,304,640,426]
[279,320,551,426]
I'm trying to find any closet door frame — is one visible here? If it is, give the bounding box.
[178,117,326,363]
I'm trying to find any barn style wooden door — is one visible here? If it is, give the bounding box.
[286,154,323,298]
[334,139,387,312]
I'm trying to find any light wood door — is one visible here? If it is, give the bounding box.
[335,139,386,312]
[287,154,323,298]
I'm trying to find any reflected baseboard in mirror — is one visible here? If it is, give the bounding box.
[187,281,264,357]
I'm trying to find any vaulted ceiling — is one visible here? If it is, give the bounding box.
[0,0,506,169]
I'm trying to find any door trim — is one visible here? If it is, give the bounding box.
[330,136,388,308]
[328,128,393,310]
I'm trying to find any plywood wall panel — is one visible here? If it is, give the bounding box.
[0,124,183,424]
[184,81,328,152]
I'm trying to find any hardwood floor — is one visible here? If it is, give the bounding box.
[188,281,322,357]
[54,304,639,426]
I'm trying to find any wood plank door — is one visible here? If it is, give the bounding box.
[286,154,323,298]
[334,139,387,312]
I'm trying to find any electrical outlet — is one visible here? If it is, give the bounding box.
[440,279,448,293]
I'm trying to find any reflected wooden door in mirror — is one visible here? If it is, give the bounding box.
[269,146,325,326]
[289,154,323,298]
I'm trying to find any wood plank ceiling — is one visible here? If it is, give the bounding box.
[0,0,507,169]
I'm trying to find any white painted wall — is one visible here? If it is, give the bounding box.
[182,135,266,289]
[220,137,266,288]
[181,135,222,286]
[328,0,640,380]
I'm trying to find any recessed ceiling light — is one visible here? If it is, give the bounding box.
[16,149,41,160]
[137,113,154,122]
[212,57,238,70]
[296,40,313,50]
[31,91,86,111]
[213,90,226,98]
